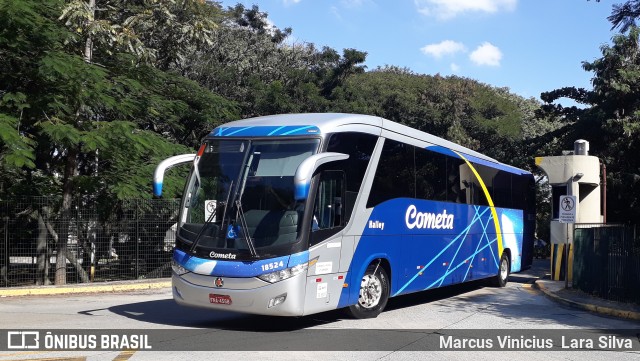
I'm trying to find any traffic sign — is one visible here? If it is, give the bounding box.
[204,200,217,222]
[559,195,577,223]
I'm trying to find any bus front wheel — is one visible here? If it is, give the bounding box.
[347,262,389,319]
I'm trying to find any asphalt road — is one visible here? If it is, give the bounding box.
[1,260,639,360]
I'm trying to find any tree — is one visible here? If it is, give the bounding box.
[539,25,640,223]
[318,48,368,98]
[608,1,640,32]
[0,0,237,284]
[591,0,640,33]
[1,0,559,285]
[331,67,539,165]
[185,4,326,117]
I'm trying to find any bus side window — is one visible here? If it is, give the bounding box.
[310,171,345,245]
[366,139,415,208]
[326,132,377,221]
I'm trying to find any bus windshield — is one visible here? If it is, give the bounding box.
[178,138,320,259]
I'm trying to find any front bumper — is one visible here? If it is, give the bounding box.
[172,271,307,316]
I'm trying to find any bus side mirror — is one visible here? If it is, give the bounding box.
[153,153,196,197]
[294,152,349,200]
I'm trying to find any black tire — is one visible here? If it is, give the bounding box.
[493,252,510,287]
[346,262,390,319]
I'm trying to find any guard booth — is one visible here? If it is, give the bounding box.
[536,140,604,282]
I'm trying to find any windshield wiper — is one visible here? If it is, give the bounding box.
[234,199,258,258]
[189,181,234,254]
[218,180,234,243]
[227,149,259,258]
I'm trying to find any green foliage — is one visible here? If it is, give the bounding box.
[539,25,640,223]
[0,0,553,233]
[606,0,640,33]
[91,121,191,199]
[0,0,236,206]
[329,68,538,169]
[0,114,36,169]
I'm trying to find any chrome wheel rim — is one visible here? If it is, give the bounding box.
[500,257,508,281]
[358,274,382,309]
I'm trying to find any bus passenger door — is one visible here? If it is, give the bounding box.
[304,170,347,315]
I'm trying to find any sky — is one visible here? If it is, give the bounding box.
[217,0,619,104]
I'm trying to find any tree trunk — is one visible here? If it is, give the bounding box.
[54,221,68,285]
[1,216,7,286]
[46,216,90,283]
[35,210,50,285]
[55,147,78,285]
[66,247,90,283]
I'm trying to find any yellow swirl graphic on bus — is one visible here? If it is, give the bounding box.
[452,150,504,258]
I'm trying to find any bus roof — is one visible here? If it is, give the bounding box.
[209,113,530,176]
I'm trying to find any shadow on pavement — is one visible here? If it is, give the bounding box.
[107,298,344,331]
[108,259,560,330]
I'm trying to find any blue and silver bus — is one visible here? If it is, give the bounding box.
[154,113,535,318]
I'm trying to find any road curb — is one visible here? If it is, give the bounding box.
[0,279,171,297]
[533,280,640,321]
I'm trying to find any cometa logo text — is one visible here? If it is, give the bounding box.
[209,252,237,260]
[405,205,454,230]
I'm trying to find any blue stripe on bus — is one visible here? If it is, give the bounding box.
[426,145,530,175]
[225,126,255,136]
[173,249,310,277]
[281,125,316,135]
[426,237,497,290]
[210,125,321,137]
[337,199,523,306]
[267,126,286,135]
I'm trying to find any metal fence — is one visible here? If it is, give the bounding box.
[0,197,180,287]
[573,224,640,304]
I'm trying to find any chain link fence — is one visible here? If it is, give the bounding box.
[0,197,180,287]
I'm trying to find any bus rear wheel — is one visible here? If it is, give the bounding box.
[347,262,389,319]
[493,253,510,287]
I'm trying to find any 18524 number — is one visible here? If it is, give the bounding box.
[261,261,284,272]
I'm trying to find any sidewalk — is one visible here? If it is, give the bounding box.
[534,279,640,321]
[527,258,640,321]
[0,278,170,297]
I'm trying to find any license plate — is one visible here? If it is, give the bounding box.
[209,294,232,305]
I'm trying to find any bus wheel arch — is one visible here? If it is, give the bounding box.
[346,258,391,319]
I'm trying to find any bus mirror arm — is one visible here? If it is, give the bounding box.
[294,152,349,200]
[153,153,196,197]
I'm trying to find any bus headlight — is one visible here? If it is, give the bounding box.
[258,262,308,283]
[171,259,190,276]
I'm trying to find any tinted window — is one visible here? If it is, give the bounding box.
[367,139,415,207]
[466,162,492,207]
[512,173,532,211]
[366,139,528,210]
[415,147,447,201]
[325,132,377,221]
[491,170,512,208]
[552,185,567,219]
[310,171,346,246]
[445,156,467,204]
